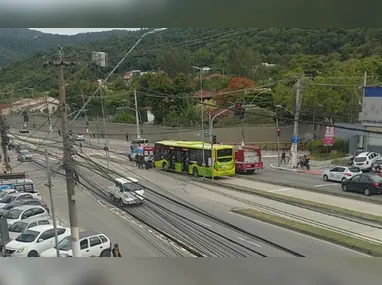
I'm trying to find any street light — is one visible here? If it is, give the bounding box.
[193,65,211,179]
[249,88,272,105]
[115,106,142,132]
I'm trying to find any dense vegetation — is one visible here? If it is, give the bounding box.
[2,28,382,128]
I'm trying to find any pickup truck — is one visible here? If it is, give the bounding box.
[106,177,145,207]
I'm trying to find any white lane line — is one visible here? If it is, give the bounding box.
[269,188,293,193]
[314,183,337,187]
[237,237,262,247]
[194,220,211,227]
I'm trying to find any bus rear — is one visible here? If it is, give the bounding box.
[213,146,235,177]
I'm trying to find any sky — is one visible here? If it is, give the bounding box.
[29,28,139,35]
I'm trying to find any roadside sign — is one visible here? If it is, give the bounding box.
[204,132,210,137]
[291,135,300,144]
[323,126,335,146]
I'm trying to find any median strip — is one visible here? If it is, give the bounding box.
[232,208,381,256]
[198,178,382,225]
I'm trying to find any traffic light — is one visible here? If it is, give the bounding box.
[276,127,280,137]
[212,135,217,144]
[239,107,245,120]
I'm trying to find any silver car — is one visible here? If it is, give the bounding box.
[2,205,50,227]
[17,150,33,162]
[322,166,362,182]
[8,216,57,240]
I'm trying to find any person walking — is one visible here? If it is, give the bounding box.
[125,132,129,142]
[280,149,286,165]
[144,155,149,169]
[79,142,83,154]
[58,129,61,136]
[135,153,139,167]
[112,243,121,257]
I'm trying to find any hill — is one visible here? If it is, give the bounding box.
[2,28,382,127]
[0,28,137,67]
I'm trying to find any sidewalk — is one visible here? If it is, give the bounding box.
[269,164,324,176]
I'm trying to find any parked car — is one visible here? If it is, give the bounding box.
[341,173,382,196]
[40,231,112,257]
[7,216,57,240]
[352,152,381,171]
[72,134,84,141]
[322,166,362,182]
[2,205,50,227]
[0,199,49,216]
[17,150,33,162]
[0,192,42,209]
[4,225,70,257]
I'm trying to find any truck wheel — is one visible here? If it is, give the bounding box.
[128,155,132,161]
[193,168,199,177]
[163,162,168,172]
[119,199,124,207]
[246,170,255,174]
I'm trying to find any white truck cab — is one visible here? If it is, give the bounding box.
[107,177,145,207]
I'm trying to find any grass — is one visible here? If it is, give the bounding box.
[309,151,347,161]
[331,158,350,166]
[199,179,382,223]
[233,208,382,256]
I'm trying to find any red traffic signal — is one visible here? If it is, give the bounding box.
[236,102,242,108]
[276,127,280,137]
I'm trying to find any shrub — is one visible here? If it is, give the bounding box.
[306,138,346,155]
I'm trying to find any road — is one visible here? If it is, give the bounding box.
[76,153,367,257]
[11,156,189,257]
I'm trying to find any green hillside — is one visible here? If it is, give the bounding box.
[2,28,382,126]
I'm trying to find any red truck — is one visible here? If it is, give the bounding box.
[234,145,263,174]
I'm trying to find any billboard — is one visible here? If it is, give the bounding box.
[359,87,382,127]
[323,126,335,146]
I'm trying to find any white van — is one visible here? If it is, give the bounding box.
[353,152,381,171]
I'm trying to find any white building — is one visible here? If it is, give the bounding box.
[1,96,59,115]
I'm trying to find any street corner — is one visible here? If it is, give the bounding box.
[296,169,323,176]
[269,164,297,172]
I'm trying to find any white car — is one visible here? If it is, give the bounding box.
[106,177,145,206]
[2,205,50,227]
[322,166,362,182]
[8,216,57,240]
[72,134,85,141]
[40,231,111,257]
[4,225,70,257]
[0,192,42,209]
[353,151,381,171]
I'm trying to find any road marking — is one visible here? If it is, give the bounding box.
[269,188,292,193]
[237,237,262,247]
[194,220,211,227]
[314,183,337,187]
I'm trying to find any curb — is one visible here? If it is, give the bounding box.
[269,164,297,172]
[296,170,323,176]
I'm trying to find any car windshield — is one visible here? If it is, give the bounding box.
[57,236,72,251]
[123,182,142,192]
[3,208,22,219]
[20,150,30,155]
[1,195,17,203]
[354,157,367,162]
[3,203,17,210]
[15,230,39,243]
[0,191,11,199]
[348,167,361,172]
[9,221,28,233]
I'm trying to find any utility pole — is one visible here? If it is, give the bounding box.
[276,116,280,167]
[44,149,59,257]
[209,113,214,180]
[291,78,303,169]
[134,89,141,139]
[0,116,10,173]
[45,94,52,133]
[199,70,206,179]
[53,46,81,257]
[99,84,109,168]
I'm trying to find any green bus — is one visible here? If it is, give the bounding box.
[154,140,235,177]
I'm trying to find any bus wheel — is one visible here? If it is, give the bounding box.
[163,162,168,171]
[193,168,199,177]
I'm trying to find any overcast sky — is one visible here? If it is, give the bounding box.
[30,28,139,35]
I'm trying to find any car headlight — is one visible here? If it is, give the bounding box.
[16,246,28,253]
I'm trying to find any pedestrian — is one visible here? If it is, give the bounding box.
[58,129,61,136]
[79,142,83,153]
[125,133,129,142]
[92,131,96,139]
[280,149,286,165]
[144,155,149,169]
[112,243,121,257]
[287,149,291,164]
[138,154,143,169]
[135,153,139,167]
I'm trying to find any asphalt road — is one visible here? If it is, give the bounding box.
[12,158,187,257]
[80,155,367,257]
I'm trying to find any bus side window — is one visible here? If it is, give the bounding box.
[189,149,196,161]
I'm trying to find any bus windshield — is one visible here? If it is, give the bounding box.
[217,149,233,157]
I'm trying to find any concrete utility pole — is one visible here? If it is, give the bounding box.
[0,116,10,173]
[291,78,303,169]
[134,89,141,139]
[99,84,109,168]
[53,46,81,257]
[44,149,59,257]
[45,94,52,133]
